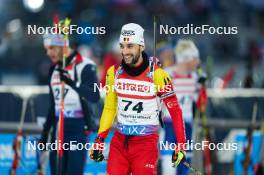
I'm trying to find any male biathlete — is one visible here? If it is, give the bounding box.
[161,39,206,175]
[90,23,186,175]
[39,19,100,175]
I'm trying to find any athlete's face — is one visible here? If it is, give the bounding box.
[44,45,63,64]
[120,43,144,66]
[185,58,200,71]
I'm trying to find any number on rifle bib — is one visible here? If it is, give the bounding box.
[122,100,143,113]
[54,88,69,100]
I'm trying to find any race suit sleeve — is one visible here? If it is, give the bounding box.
[72,64,100,103]
[97,65,117,139]
[154,68,186,149]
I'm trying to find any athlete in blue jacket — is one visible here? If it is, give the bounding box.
[39,32,100,175]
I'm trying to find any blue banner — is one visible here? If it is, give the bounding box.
[0,132,114,175]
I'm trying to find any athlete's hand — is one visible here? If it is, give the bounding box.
[57,68,75,87]
[198,75,207,84]
[90,136,105,162]
[172,150,186,167]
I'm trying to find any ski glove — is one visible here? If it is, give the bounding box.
[172,150,186,167]
[57,68,76,88]
[90,136,105,162]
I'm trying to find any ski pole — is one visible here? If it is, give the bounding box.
[182,161,203,175]
[172,160,203,175]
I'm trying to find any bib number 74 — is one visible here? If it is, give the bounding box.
[122,100,143,113]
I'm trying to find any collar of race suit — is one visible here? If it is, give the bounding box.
[121,52,149,76]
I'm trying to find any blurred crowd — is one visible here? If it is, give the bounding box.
[0,0,264,88]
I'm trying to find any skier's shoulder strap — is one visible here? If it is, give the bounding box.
[114,63,123,83]
[149,56,162,81]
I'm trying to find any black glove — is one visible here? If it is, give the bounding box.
[90,149,104,162]
[197,67,207,84]
[198,76,207,84]
[57,68,76,87]
[90,136,105,162]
